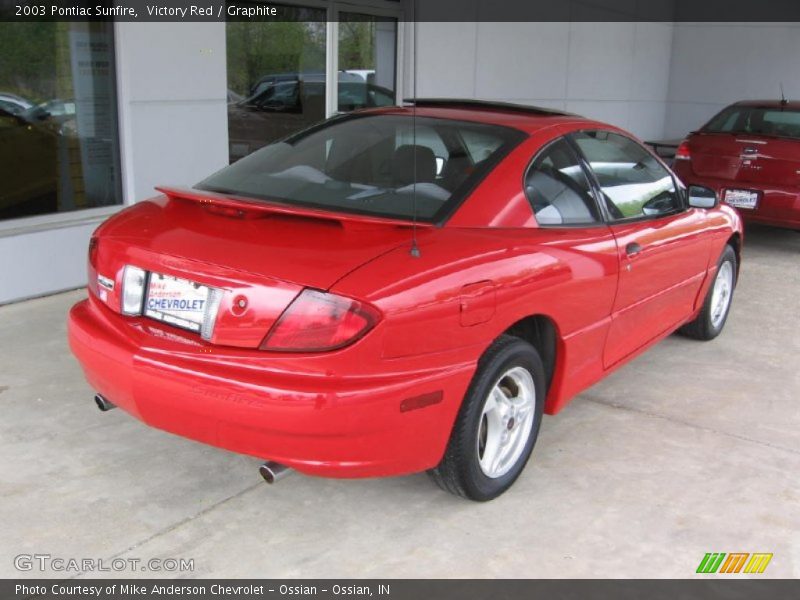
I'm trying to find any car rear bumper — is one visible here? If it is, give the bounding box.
[675,169,800,230]
[68,296,474,478]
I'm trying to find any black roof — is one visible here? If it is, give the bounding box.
[403,98,572,117]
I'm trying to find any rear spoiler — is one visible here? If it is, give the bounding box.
[155,186,433,229]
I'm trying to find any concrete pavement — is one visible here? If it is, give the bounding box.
[1,224,797,578]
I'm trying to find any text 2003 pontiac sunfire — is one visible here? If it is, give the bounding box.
[69,100,743,500]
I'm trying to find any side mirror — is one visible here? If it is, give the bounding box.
[642,193,677,216]
[687,185,717,209]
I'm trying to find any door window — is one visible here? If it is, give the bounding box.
[571,131,682,220]
[524,138,601,226]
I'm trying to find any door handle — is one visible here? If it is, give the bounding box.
[625,242,642,257]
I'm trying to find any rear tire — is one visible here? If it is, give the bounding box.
[679,245,737,341]
[429,335,545,501]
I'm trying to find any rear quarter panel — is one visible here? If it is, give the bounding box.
[332,226,620,415]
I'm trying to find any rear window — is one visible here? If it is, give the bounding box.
[197,114,524,222]
[704,105,800,140]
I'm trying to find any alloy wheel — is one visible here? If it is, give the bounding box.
[710,261,734,329]
[477,366,536,479]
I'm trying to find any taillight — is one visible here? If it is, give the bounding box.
[260,289,380,352]
[87,236,101,297]
[674,140,691,161]
[88,236,99,269]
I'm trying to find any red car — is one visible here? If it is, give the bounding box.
[68,100,742,501]
[673,100,800,230]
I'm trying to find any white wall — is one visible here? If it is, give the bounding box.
[413,20,800,141]
[0,222,99,304]
[664,22,800,138]
[115,22,229,202]
[412,21,674,141]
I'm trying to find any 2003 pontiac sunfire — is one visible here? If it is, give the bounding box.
[68,99,742,500]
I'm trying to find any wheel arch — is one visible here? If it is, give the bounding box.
[501,314,561,392]
[726,231,742,282]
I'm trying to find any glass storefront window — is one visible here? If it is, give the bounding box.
[226,6,327,163]
[337,13,397,113]
[225,5,398,164]
[0,22,121,222]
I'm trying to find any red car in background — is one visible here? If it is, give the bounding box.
[673,100,800,230]
[68,100,742,501]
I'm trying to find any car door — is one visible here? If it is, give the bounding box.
[523,135,619,399]
[569,130,712,368]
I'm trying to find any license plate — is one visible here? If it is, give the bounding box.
[144,273,212,333]
[724,189,759,209]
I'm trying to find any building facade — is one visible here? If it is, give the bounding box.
[1,2,798,303]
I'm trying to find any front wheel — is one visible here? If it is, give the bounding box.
[429,335,545,501]
[679,244,737,340]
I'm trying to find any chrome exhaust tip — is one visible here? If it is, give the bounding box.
[94,394,116,412]
[259,461,292,484]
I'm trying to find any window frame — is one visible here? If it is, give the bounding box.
[565,129,689,225]
[522,135,607,229]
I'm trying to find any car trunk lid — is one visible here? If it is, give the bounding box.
[689,132,800,187]
[93,188,423,348]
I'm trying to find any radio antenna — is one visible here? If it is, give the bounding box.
[409,1,421,258]
[780,82,788,106]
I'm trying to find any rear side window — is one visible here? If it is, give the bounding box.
[571,131,682,221]
[460,129,507,163]
[704,105,800,140]
[524,138,601,226]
